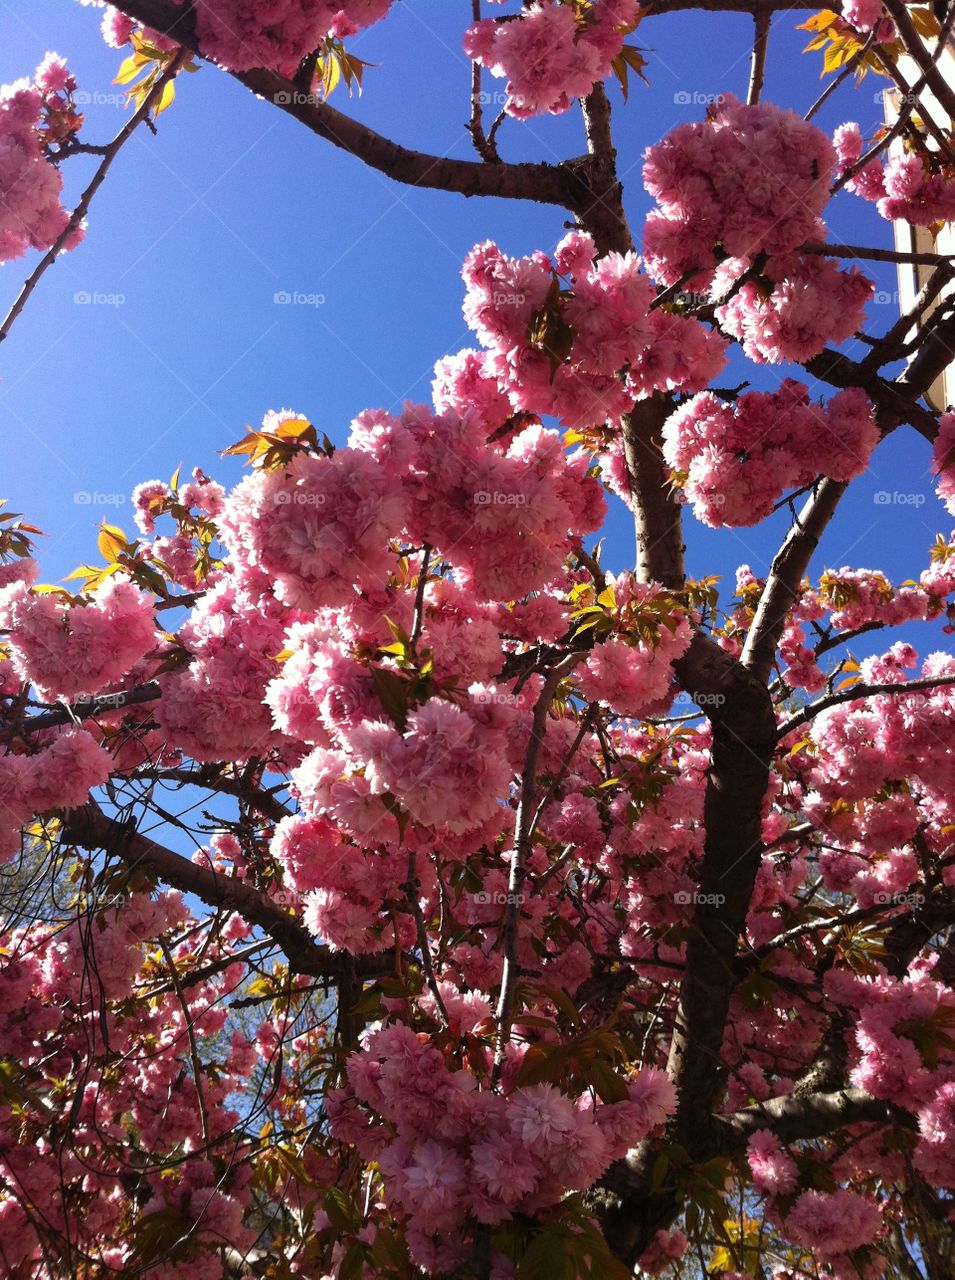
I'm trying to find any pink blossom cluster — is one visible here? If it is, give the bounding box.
[0,576,157,699]
[578,576,693,717]
[0,55,83,264]
[835,124,955,227]
[175,0,395,77]
[932,411,955,516]
[746,1130,798,1197]
[456,233,726,431]
[643,97,873,362]
[806,648,955,817]
[846,971,955,1111]
[746,1128,883,1262]
[290,688,521,843]
[463,0,640,120]
[783,1190,883,1259]
[272,812,405,953]
[220,404,604,606]
[841,0,885,30]
[717,253,873,364]
[0,726,111,861]
[0,889,258,1274]
[329,1020,674,1269]
[661,381,879,526]
[643,95,835,285]
[156,578,290,763]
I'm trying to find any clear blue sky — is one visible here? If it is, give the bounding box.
[0,0,947,657]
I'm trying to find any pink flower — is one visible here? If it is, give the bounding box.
[747,1129,798,1197]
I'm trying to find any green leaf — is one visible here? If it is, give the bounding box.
[520,1231,571,1280]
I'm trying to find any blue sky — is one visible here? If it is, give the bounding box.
[0,0,948,655]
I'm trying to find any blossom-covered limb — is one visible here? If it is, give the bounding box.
[0,48,188,345]
[61,800,388,982]
[109,0,581,210]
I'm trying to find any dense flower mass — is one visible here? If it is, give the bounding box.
[0,575,157,699]
[328,1022,675,1267]
[643,96,873,362]
[454,232,726,431]
[175,0,395,76]
[0,55,83,264]
[463,0,640,119]
[716,253,873,364]
[836,123,955,227]
[661,381,879,525]
[4,7,955,1276]
[643,95,835,284]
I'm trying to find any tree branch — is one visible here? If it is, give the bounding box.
[717,1087,916,1151]
[5,682,162,738]
[777,673,955,739]
[61,800,386,981]
[111,0,579,209]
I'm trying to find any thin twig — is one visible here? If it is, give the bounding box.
[0,49,188,345]
[409,545,431,654]
[746,11,771,105]
[805,29,877,121]
[802,241,955,266]
[158,934,211,1147]
[492,651,582,1077]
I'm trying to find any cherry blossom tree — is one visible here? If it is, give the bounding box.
[2,2,955,1277]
